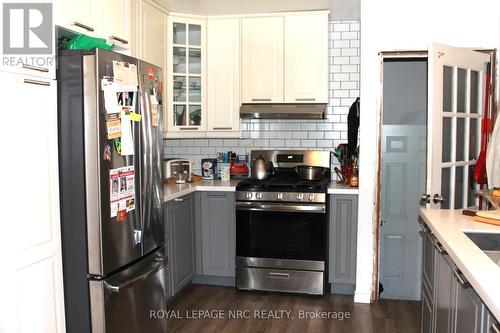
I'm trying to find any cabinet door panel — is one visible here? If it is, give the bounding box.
[454,277,481,333]
[140,1,166,68]
[200,192,236,277]
[171,195,194,294]
[207,18,240,135]
[241,17,283,103]
[329,195,358,284]
[96,0,131,47]
[61,0,95,34]
[284,14,328,103]
[435,251,453,333]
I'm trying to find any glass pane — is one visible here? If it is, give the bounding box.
[173,23,186,44]
[173,47,186,73]
[470,70,479,114]
[455,166,464,209]
[441,167,451,209]
[188,77,201,103]
[443,66,453,112]
[188,24,201,46]
[173,76,186,102]
[173,105,186,126]
[189,105,201,126]
[469,118,478,160]
[188,48,201,74]
[442,117,452,162]
[456,118,465,161]
[457,68,466,113]
[468,165,477,207]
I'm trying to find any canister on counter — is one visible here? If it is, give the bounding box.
[201,158,218,180]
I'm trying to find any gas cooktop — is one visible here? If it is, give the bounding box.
[236,171,330,193]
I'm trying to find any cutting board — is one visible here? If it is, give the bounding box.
[473,210,500,226]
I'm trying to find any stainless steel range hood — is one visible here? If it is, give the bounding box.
[240,103,327,119]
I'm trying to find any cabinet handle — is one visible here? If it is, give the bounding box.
[21,64,49,73]
[453,268,469,288]
[212,127,232,130]
[434,241,447,255]
[418,219,430,233]
[71,21,95,32]
[295,98,316,102]
[23,79,50,86]
[174,197,185,202]
[109,36,129,45]
[251,98,271,102]
[268,272,289,278]
[491,324,500,333]
[179,127,199,130]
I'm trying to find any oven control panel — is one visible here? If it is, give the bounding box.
[236,191,326,203]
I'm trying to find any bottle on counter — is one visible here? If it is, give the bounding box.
[349,162,359,187]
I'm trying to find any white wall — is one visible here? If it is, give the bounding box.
[357,0,500,303]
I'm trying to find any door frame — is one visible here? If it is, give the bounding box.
[373,49,497,302]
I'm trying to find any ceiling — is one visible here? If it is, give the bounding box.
[154,0,360,20]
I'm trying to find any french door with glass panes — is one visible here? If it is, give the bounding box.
[166,16,206,135]
[426,43,490,209]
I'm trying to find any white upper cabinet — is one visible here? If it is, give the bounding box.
[241,17,284,103]
[57,0,96,35]
[95,0,132,47]
[166,16,207,137]
[139,1,167,68]
[207,18,240,137]
[284,14,329,103]
[56,0,133,51]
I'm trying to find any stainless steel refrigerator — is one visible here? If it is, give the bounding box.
[58,49,167,333]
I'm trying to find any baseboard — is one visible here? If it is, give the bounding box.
[380,294,422,301]
[330,283,355,295]
[192,275,235,287]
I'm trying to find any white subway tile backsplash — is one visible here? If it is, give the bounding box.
[163,20,360,178]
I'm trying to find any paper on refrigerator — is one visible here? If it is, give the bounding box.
[109,166,135,218]
[120,108,134,156]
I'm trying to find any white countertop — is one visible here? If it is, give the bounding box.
[327,182,359,195]
[163,179,241,202]
[420,209,500,321]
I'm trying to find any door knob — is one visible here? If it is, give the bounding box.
[420,193,430,204]
[433,194,445,204]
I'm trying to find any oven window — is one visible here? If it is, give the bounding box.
[236,209,326,261]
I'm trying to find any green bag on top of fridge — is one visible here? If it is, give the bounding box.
[65,34,113,51]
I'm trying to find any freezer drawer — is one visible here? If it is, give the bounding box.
[89,247,168,333]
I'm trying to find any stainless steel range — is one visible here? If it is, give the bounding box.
[235,150,331,295]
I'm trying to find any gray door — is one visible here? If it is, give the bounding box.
[86,50,142,276]
[138,60,164,254]
[171,194,194,293]
[380,59,427,299]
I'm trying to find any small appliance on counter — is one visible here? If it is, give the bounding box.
[201,158,218,180]
[164,158,192,183]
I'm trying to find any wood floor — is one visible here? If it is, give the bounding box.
[166,284,421,333]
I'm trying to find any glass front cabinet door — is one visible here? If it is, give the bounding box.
[167,16,206,136]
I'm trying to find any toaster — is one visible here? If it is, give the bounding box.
[164,159,192,183]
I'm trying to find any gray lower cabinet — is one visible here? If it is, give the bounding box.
[168,194,194,295]
[328,194,358,290]
[420,218,495,333]
[484,308,500,333]
[195,191,236,277]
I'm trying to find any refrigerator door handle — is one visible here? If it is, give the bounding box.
[133,229,142,245]
[104,256,167,293]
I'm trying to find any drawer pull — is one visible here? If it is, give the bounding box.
[434,241,447,255]
[212,127,232,130]
[109,36,129,45]
[251,98,271,102]
[453,268,469,288]
[173,197,185,202]
[295,98,316,102]
[71,21,95,32]
[491,324,500,333]
[179,127,199,130]
[21,64,49,73]
[268,272,290,279]
[23,79,50,86]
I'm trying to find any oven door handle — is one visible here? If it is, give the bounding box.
[236,201,325,213]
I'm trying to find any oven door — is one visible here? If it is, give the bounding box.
[236,201,326,263]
